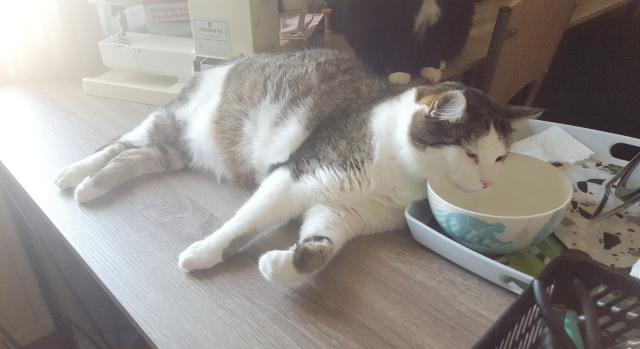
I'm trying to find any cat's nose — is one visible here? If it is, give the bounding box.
[480,179,493,189]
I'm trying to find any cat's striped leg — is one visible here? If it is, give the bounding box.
[55,109,184,202]
[55,141,132,190]
[55,111,163,190]
[258,200,406,284]
[178,168,327,272]
[73,145,186,203]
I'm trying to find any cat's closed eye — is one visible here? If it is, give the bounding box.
[496,155,507,162]
[465,151,478,161]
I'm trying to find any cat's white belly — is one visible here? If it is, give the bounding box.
[174,61,311,183]
[254,117,309,182]
[241,101,310,182]
[177,63,236,179]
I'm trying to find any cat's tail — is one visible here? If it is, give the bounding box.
[54,109,188,203]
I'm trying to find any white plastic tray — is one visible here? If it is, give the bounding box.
[405,119,640,294]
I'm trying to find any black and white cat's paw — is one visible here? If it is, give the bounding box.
[414,0,441,32]
[388,72,412,85]
[420,61,446,84]
[258,249,306,284]
[420,67,442,83]
[178,239,223,272]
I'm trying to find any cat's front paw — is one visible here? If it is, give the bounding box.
[178,239,222,272]
[420,67,442,83]
[55,165,90,190]
[258,249,306,284]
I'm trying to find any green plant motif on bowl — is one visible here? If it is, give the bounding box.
[531,209,565,244]
[432,206,567,255]
[433,209,513,254]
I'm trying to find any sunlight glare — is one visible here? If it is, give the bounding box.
[0,0,61,59]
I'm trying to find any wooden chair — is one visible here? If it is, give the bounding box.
[479,0,578,106]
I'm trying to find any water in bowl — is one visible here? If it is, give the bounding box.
[432,153,572,217]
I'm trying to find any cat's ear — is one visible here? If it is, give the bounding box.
[504,105,544,128]
[504,105,544,120]
[424,90,467,122]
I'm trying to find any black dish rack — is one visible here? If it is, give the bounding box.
[474,250,640,349]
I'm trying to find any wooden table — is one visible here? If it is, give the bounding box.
[0,82,516,348]
[297,0,632,79]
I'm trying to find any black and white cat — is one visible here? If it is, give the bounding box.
[344,0,475,85]
[55,50,539,283]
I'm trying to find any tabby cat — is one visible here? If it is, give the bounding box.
[55,50,540,283]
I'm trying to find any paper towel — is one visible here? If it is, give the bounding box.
[515,131,640,279]
[554,159,640,269]
[511,125,594,164]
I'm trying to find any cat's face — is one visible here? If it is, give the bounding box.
[409,82,542,191]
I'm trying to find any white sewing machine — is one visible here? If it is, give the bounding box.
[83,0,279,105]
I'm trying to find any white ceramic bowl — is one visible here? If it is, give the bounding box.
[427,153,573,255]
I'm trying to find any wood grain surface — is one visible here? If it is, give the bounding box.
[0,82,517,348]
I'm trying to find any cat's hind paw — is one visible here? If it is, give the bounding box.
[178,239,222,272]
[259,249,306,284]
[420,67,442,83]
[55,165,91,190]
[388,72,411,85]
[74,177,108,203]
